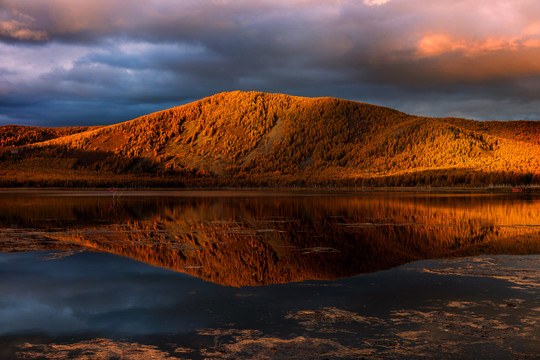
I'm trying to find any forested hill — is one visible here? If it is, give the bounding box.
[0,125,97,148]
[1,91,540,187]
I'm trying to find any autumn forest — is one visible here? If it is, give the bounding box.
[1,91,539,188]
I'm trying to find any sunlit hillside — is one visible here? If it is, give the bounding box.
[2,91,540,187]
[0,125,97,148]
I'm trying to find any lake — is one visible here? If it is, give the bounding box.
[0,190,538,359]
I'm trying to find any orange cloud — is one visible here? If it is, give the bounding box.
[416,23,540,58]
[0,19,48,41]
[416,34,467,57]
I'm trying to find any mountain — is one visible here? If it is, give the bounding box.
[1,91,540,187]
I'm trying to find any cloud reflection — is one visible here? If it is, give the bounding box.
[0,252,209,336]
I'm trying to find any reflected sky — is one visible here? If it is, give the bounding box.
[0,250,538,360]
[0,251,214,336]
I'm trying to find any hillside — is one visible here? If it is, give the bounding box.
[0,125,97,148]
[1,91,540,187]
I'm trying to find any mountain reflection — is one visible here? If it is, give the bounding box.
[1,191,539,286]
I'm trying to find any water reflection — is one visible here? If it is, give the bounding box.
[1,191,539,286]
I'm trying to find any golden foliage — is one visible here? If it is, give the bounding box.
[0,125,94,148]
[2,91,540,187]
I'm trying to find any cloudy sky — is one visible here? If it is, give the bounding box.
[1,0,540,126]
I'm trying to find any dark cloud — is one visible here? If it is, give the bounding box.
[1,0,540,126]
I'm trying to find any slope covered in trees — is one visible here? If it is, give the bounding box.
[0,125,96,148]
[1,91,540,187]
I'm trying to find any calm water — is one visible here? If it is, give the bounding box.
[0,190,538,359]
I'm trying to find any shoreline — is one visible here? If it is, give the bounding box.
[0,185,539,195]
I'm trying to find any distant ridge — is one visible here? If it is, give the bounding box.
[1,91,540,187]
[0,125,97,148]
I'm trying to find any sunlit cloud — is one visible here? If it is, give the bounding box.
[0,9,48,41]
[363,0,391,6]
[0,19,47,41]
[416,24,540,58]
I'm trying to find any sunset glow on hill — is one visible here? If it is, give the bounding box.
[1,91,539,187]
